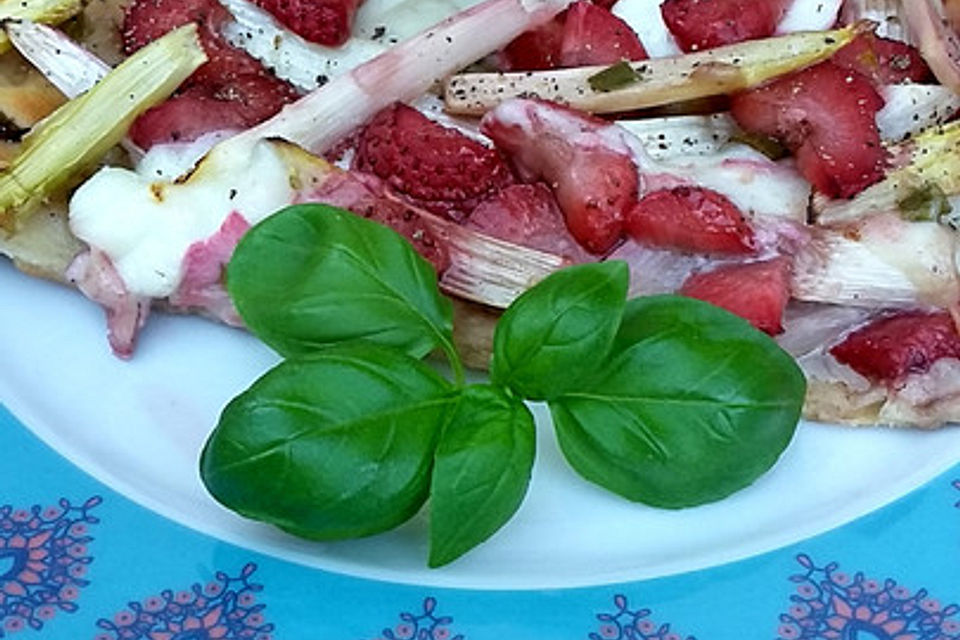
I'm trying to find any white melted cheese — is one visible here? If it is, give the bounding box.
[663,145,812,222]
[69,140,296,299]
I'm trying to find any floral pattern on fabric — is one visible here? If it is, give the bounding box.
[776,554,960,640]
[93,562,273,640]
[0,495,101,637]
[953,480,960,507]
[589,595,695,640]
[370,597,463,640]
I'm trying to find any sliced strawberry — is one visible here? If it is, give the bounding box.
[354,103,516,221]
[254,0,363,47]
[660,0,791,52]
[129,75,297,148]
[122,0,300,148]
[558,2,647,66]
[122,0,229,53]
[497,2,645,71]
[123,0,263,83]
[480,99,638,254]
[830,311,960,384]
[188,39,270,87]
[831,33,933,85]
[625,186,755,254]
[497,14,566,70]
[679,258,790,334]
[730,61,886,198]
[465,183,592,262]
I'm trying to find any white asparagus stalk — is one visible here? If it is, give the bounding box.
[792,213,960,310]
[226,0,572,154]
[0,0,81,54]
[876,84,960,143]
[443,22,867,116]
[903,0,960,92]
[423,217,568,307]
[4,20,109,98]
[814,120,960,225]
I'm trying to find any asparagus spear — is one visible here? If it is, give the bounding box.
[814,120,960,226]
[0,24,206,231]
[443,22,868,115]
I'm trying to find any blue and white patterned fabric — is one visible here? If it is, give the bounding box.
[1,405,957,640]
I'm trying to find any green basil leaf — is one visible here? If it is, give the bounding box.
[200,343,454,540]
[429,384,535,567]
[550,295,805,508]
[227,203,457,363]
[491,261,629,400]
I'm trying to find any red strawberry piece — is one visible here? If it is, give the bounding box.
[480,99,638,254]
[497,14,566,71]
[254,0,363,46]
[123,0,298,87]
[829,311,960,384]
[189,39,272,87]
[660,0,791,52]
[497,2,646,71]
[129,75,297,148]
[730,61,886,198]
[466,183,593,262]
[680,258,791,334]
[122,0,230,53]
[123,0,256,81]
[354,103,516,221]
[625,186,755,254]
[831,33,934,85]
[558,2,647,66]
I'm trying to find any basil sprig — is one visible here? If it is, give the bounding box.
[200,204,805,567]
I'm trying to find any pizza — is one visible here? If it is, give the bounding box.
[2,0,960,429]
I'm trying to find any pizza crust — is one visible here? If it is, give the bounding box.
[0,203,81,282]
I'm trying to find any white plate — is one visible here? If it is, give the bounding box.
[3,258,960,591]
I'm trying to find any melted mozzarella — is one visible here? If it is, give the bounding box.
[69,140,296,298]
[661,146,812,222]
